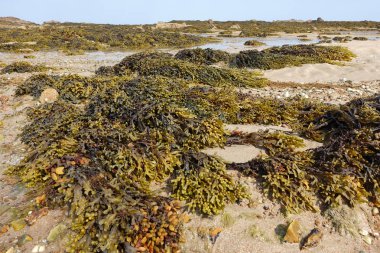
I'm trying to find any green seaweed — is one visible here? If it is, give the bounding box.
[1,61,48,74]
[244,40,266,47]
[174,48,230,65]
[231,44,355,69]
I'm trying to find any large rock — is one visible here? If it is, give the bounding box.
[39,88,59,104]
[284,220,301,243]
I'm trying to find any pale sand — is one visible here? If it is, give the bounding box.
[264,40,380,83]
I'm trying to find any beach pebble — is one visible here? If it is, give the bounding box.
[372,207,379,216]
[359,229,369,236]
[284,220,301,243]
[362,236,372,245]
[39,88,59,104]
[47,224,67,242]
[32,245,45,253]
[5,247,15,253]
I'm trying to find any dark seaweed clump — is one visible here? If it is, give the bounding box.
[0,24,216,53]
[1,61,48,74]
[9,49,380,251]
[231,44,355,69]
[10,74,249,252]
[96,51,268,88]
[244,40,266,47]
[174,48,231,65]
[229,95,380,213]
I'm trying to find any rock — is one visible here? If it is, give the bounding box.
[301,228,323,250]
[47,223,67,242]
[373,207,379,216]
[372,232,379,238]
[39,88,59,104]
[209,227,222,244]
[17,234,33,247]
[32,245,46,253]
[0,224,9,236]
[25,207,49,226]
[284,220,301,243]
[362,235,372,245]
[11,218,26,231]
[359,229,369,236]
[5,247,16,253]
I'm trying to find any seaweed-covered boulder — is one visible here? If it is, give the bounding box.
[244,40,266,47]
[1,61,48,74]
[175,48,230,65]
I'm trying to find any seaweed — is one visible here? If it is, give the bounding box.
[10,75,251,251]
[353,37,368,41]
[228,94,380,212]
[170,152,247,215]
[174,48,230,65]
[1,61,48,74]
[99,52,268,88]
[15,74,56,97]
[227,130,305,155]
[231,45,355,69]
[0,24,215,52]
[16,74,133,103]
[244,40,266,47]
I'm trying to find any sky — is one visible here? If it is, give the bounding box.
[0,0,379,25]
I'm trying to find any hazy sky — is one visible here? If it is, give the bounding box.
[0,0,379,24]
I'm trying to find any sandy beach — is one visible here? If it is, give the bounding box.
[265,40,380,83]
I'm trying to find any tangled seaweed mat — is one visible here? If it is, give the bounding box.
[96,51,267,88]
[8,51,380,252]
[1,61,48,74]
[231,44,355,69]
[0,24,216,53]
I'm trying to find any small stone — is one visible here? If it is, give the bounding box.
[373,207,379,216]
[209,227,222,244]
[5,247,15,253]
[39,88,59,104]
[32,245,46,253]
[32,246,39,253]
[372,232,379,238]
[25,207,49,226]
[0,224,9,236]
[284,220,301,243]
[301,228,323,250]
[359,229,369,236]
[47,223,67,242]
[11,218,27,231]
[362,235,372,245]
[17,234,33,247]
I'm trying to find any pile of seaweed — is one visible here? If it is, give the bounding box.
[96,51,268,88]
[229,95,380,213]
[11,74,252,252]
[0,24,216,53]
[231,44,355,69]
[166,20,380,37]
[244,40,266,47]
[0,61,48,74]
[174,48,230,65]
[9,50,379,252]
